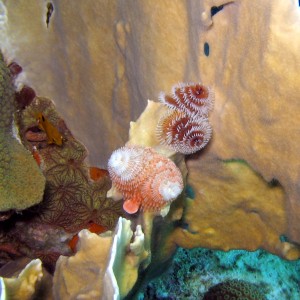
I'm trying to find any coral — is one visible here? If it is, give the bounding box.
[156,83,213,154]
[108,145,183,213]
[141,248,300,299]
[3,3,300,244]
[0,52,45,212]
[53,218,148,299]
[105,217,149,299]
[203,280,266,300]
[53,229,113,299]
[1,259,43,300]
[17,96,123,233]
[169,156,300,259]
[125,98,300,259]
[0,93,123,271]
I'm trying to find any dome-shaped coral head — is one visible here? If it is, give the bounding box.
[157,110,212,155]
[159,82,214,117]
[107,145,183,214]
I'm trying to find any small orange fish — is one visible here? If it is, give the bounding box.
[36,112,63,146]
[68,222,107,253]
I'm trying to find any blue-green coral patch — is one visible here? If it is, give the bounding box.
[140,248,300,299]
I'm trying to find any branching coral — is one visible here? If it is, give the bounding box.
[0,52,45,212]
[108,145,183,214]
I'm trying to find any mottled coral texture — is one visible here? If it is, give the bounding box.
[203,280,266,300]
[0,52,45,212]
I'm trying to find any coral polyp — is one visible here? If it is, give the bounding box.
[108,145,183,213]
[157,83,214,154]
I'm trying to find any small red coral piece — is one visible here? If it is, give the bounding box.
[8,62,22,78]
[15,85,36,108]
[89,167,109,181]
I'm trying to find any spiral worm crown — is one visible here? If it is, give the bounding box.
[108,145,183,213]
[157,82,214,154]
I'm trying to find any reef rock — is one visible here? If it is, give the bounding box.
[2,0,300,249]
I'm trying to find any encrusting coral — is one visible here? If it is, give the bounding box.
[108,145,183,214]
[17,96,123,233]
[0,52,45,213]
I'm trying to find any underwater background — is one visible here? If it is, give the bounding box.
[1,0,300,299]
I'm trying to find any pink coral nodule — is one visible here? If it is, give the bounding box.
[107,145,183,214]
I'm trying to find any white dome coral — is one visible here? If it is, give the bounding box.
[107,145,183,214]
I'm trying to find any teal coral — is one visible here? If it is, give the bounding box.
[203,280,266,300]
[0,52,45,212]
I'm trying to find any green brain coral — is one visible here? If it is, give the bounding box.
[203,280,266,300]
[0,52,45,212]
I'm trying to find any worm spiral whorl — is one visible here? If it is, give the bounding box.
[108,145,183,213]
[157,82,214,154]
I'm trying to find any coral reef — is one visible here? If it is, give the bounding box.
[17,96,123,233]
[0,93,123,272]
[108,145,183,213]
[0,52,45,212]
[3,0,299,246]
[1,0,300,298]
[125,99,300,260]
[141,247,300,299]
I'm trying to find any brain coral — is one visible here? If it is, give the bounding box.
[0,52,45,212]
[203,280,266,300]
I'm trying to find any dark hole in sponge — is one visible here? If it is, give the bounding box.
[211,5,224,17]
[204,42,210,56]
